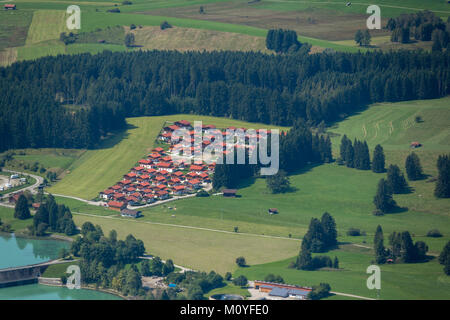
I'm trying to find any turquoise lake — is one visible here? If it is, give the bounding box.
[0,234,121,300]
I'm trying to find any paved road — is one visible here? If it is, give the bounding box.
[139,255,193,273]
[0,169,43,203]
[72,212,301,241]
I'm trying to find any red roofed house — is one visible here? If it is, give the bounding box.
[410,141,422,148]
[100,189,115,200]
[187,179,201,189]
[157,162,172,172]
[164,125,180,132]
[175,120,191,127]
[138,159,152,168]
[190,164,204,172]
[124,172,137,180]
[153,147,164,153]
[113,193,126,201]
[173,185,186,195]
[4,4,16,10]
[156,190,169,200]
[107,201,127,211]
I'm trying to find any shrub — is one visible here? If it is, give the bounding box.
[196,190,209,197]
[346,228,361,236]
[235,256,246,267]
[427,229,443,238]
[232,275,248,287]
[264,274,284,283]
[160,21,172,30]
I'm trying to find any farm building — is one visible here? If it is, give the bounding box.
[410,141,422,148]
[254,281,311,300]
[268,208,278,215]
[8,192,24,204]
[107,201,127,211]
[4,4,16,10]
[223,189,237,197]
[121,209,141,218]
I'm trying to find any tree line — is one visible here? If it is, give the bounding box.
[1,49,449,152]
[212,119,332,189]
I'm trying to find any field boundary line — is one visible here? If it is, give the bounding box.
[72,212,301,241]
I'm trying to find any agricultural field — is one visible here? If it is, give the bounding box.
[3,148,85,178]
[72,213,300,274]
[131,25,268,52]
[0,207,31,232]
[9,0,445,65]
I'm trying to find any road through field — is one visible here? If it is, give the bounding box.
[72,211,300,241]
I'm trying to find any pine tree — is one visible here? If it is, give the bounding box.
[321,212,337,249]
[360,141,371,170]
[354,30,364,46]
[296,247,312,270]
[14,195,31,220]
[363,30,371,46]
[303,218,326,253]
[387,164,408,194]
[333,256,339,269]
[405,152,423,180]
[434,154,450,198]
[345,141,354,168]
[399,231,415,263]
[439,241,450,275]
[373,178,397,214]
[374,225,386,264]
[372,144,385,173]
[339,135,350,164]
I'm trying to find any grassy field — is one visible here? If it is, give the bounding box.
[234,243,450,300]
[41,261,79,278]
[3,148,85,178]
[0,10,33,51]
[72,213,300,274]
[131,25,269,52]
[25,10,69,45]
[0,207,32,232]
[48,115,287,199]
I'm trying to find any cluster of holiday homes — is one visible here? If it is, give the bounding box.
[254,281,312,300]
[100,147,214,211]
[159,120,273,155]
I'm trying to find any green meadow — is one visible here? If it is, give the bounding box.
[234,244,450,300]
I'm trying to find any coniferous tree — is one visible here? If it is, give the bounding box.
[14,195,31,220]
[439,241,450,275]
[373,178,397,214]
[387,164,409,194]
[372,144,385,173]
[354,30,364,46]
[333,256,339,269]
[339,135,350,164]
[321,212,338,249]
[303,218,326,253]
[374,225,386,264]
[434,154,450,198]
[345,140,354,168]
[405,152,423,180]
[295,247,312,270]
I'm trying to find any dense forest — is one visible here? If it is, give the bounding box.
[1,49,449,152]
